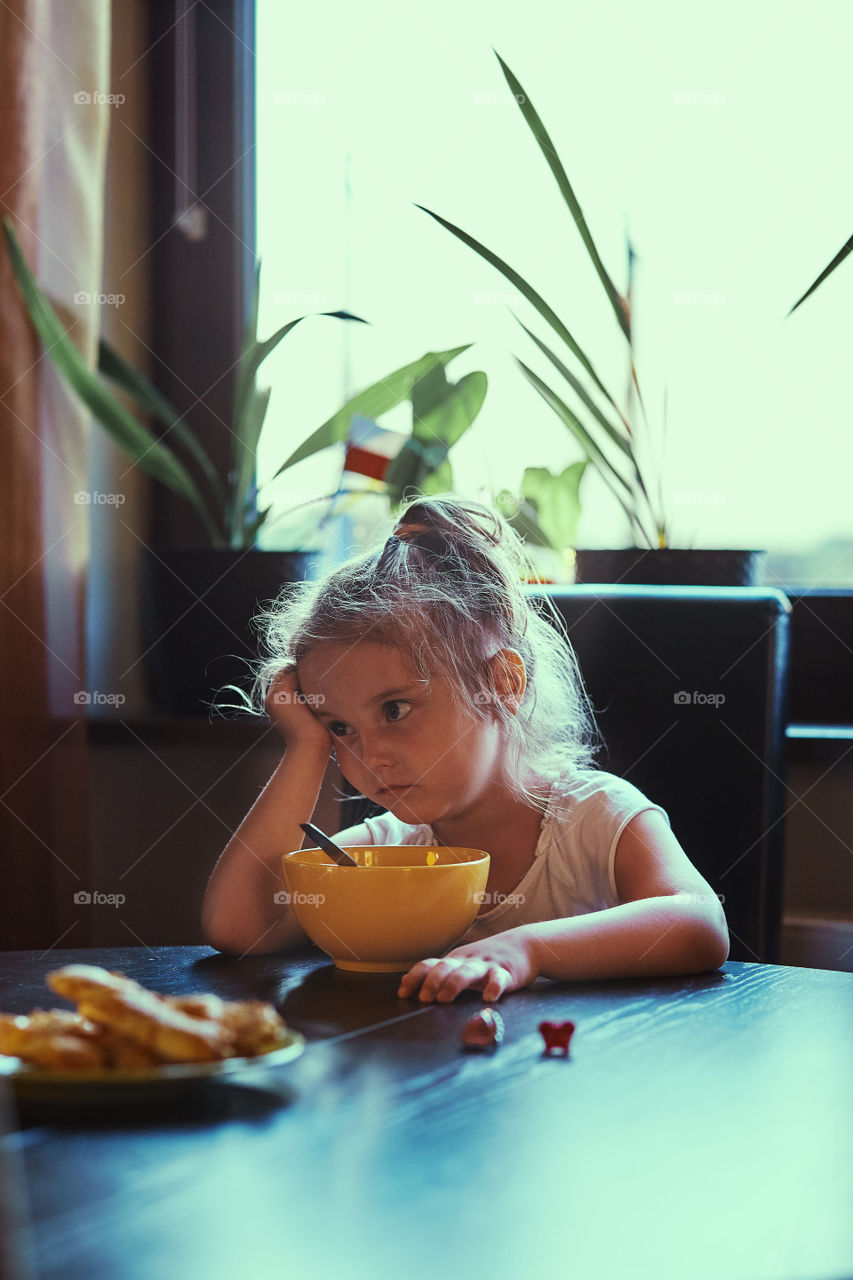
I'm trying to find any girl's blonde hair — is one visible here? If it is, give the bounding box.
[241,493,600,816]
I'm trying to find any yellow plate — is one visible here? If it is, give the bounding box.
[0,1031,306,1105]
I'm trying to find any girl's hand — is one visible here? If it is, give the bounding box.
[397,931,540,1004]
[265,663,332,753]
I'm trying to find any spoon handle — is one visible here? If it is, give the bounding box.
[299,822,358,867]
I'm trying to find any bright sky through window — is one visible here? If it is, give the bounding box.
[256,0,853,583]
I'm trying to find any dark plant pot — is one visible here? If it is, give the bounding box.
[140,547,317,715]
[573,548,762,588]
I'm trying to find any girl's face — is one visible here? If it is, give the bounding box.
[297,638,510,827]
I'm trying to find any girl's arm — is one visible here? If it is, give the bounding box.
[523,809,730,983]
[398,811,730,1002]
[201,741,331,955]
[201,665,333,956]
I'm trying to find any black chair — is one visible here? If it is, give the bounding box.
[533,586,790,962]
[339,585,790,963]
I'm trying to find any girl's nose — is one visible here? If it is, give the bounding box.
[358,732,395,775]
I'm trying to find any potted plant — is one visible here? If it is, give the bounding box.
[3,219,488,711]
[415,50,761,587]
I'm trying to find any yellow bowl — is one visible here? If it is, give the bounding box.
[280,845,490,972]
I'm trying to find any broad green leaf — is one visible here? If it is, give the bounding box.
[788,231,853,316]
[412,369,487,449]
[98,337,225,510]
[415,203,624,418]
[494,489,552,549]
[2,217,223,545]
[520,462,587,552]
[272,344,472,477]
[493,49,630,343]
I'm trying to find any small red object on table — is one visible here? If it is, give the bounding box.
[539,1020,575,1054]
[461,1008,504,1050]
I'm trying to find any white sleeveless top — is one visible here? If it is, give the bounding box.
[335,768,670,944]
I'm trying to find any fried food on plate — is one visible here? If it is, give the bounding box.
[0,1011,105,1070]
[0,965,291,1072]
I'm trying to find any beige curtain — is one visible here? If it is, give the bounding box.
[0,0,110,948]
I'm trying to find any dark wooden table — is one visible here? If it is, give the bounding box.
[1,947,851,1280]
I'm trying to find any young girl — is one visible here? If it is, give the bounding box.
[202,494,729,1003]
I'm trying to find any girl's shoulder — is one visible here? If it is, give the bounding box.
[543,766,667,827]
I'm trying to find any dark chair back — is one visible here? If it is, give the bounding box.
[533,586,790,962]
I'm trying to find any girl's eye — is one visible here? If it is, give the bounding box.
[329,722,352,738]
[385,700,412,723]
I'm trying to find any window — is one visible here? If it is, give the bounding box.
[255,0,853,585]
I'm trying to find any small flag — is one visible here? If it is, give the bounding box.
[343,414,408,483]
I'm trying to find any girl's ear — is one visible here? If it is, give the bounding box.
[489,648,527,713]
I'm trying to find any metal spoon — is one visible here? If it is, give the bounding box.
[299,822,358,867]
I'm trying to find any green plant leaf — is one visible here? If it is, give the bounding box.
[493,49,630,343]
[510,311,632,455]
[97,337,225,511]
[1,216,224,545]
[271,344,472,478]
[520,462,587,552]
[787,231,853,316]
[415,204,623,417]
[384,367,487,507]
[514,356,651,544]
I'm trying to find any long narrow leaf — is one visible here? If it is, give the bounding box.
[787,231,853,316]
[510,311,633,456]
[415,203,624,419]
[98,337,225,510]
[2,218,223,545]
[271,344,471,478]
[514,357,650,544]
[493,49,630,344]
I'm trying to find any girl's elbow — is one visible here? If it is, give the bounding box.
[686,916,730,971]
